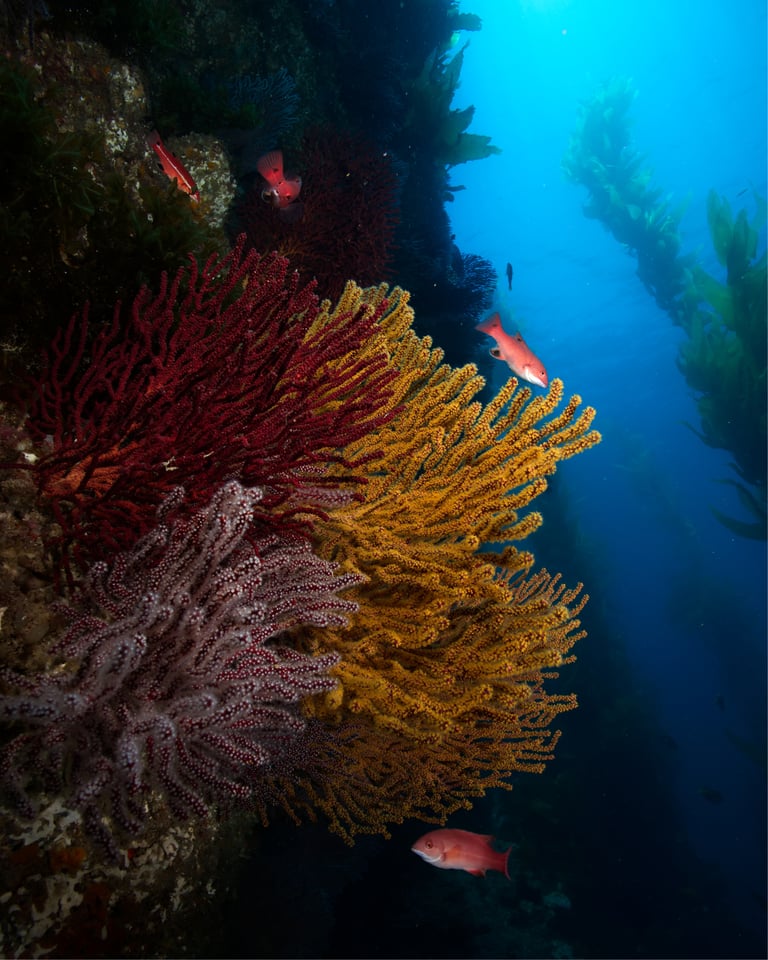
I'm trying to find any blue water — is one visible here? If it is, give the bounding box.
[4,3,764,955]
[447,0,766,942]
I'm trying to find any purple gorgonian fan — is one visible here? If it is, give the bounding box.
[0,481,360,849]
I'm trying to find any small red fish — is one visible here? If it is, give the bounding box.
[257,149,302,209]
[476,312,548,388]
[147,130,199,202]
[411,828,512,879]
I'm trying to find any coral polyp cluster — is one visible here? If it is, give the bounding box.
[1,482,354,852]
[24,236,398,576]
[2,237,600,844]
[259,283,600,838]
[1,232,599,955]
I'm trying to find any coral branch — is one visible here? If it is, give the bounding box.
[265,282,601,839]
[25,235,399,575]
[0,481,360,848]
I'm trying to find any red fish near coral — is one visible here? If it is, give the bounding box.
[257,149,302,210]
[476,312,548,388]
[411,828,512,879]
[147,129,200,202]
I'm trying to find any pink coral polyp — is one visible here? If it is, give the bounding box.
[0,481,361,849]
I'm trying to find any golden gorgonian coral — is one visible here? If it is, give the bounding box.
[272,283,601,840]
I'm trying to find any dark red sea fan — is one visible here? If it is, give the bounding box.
[25,234,398,576]
[242,127,400,301]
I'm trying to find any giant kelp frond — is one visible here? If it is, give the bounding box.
[404,42,500,167]
[565,79,767,539]
[562,76,690,316]
[678,190,767,534]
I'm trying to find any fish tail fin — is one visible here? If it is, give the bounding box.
[476,312,502,334]
[501,845,514,880]
[257,150,284,184]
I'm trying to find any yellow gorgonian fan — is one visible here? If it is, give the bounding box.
[269,282,601,841]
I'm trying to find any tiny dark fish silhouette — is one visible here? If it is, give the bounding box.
[505,262,513,290]
[698,786,724,804]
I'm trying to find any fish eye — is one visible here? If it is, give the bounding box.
[425,840,433,849]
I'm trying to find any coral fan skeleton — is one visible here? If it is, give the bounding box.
[24,235,399,580]
[2,239,600,857]
[258,282,602,840]
[0,482,359,850]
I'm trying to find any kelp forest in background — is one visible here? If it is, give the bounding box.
[0,1,765,958]
[563,76,766,540]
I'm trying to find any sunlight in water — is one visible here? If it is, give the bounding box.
[519,0,573,12]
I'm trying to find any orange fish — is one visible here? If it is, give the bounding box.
[257,149,302,209]
[411,828,512,879]
[147,130,200,202]
[476,312,548,388]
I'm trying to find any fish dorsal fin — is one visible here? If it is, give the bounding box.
[257,150,284,183]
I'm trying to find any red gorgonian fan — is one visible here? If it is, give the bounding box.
[242,127,400,301]
[24,234,398,579]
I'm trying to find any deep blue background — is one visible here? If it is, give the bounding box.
[220,4,767,956]
[447,0,767,944]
